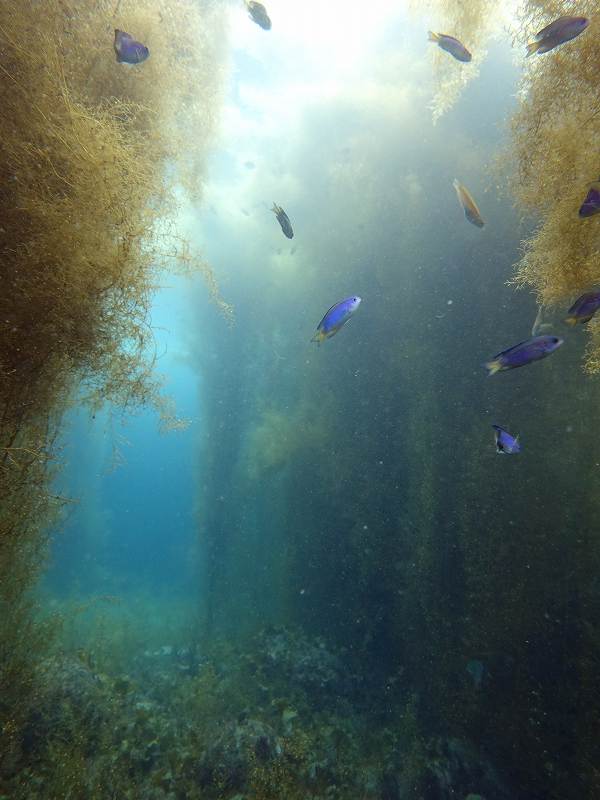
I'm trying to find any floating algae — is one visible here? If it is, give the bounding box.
[413,0,500,121]
[0,0,229,778]
[243,405,326,481]
[509,2,600,372]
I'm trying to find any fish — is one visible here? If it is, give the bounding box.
[246,1,272,30]
[578,181,600,218]
[427,31,472,63]
[492,425,521,455]
[484,334,563,375]
[565,291,600,325]
[271,203,294,239]
[312,296,362,344]
[526,16,589,56]
[114,29,149,65]
[453,179,485,228]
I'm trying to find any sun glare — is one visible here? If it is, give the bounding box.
[230,0,409,78]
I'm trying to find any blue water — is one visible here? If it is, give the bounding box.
[47,274,204,600]
[33,4,600,798]
[48,17,523,610]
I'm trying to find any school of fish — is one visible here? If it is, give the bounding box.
[117,4,598,456]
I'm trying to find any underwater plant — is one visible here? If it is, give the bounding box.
[416,0,500,120]
[243,404,327,481]
[0,0,231,780]
[510,2,600,373]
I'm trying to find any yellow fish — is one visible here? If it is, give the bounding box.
[453,179,485,228]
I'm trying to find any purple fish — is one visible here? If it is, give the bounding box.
[312,296,362,344]
[114,29,149,65]
[428,31,472,63]
[484,334,563,375]
[579,181,600,218]
[565,291,600,325]
[526,16,589,56]
[492,424,521,454]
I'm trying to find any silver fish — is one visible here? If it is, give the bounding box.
[453,179,485,228]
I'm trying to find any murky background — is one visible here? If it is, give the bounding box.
[3,1,600,798]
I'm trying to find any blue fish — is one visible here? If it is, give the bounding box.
[272,203,293,239]
[526,16,589,56]
[312,296,362,344]
[428,31,472,62]
[579,181,600,218]
[114,29,149,65]
[492,425,521,455]
[484,334,563,375]
[565,291,600,325]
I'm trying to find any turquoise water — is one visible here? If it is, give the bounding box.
[30,3,600,799]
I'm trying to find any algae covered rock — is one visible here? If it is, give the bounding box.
[421,738,510,800]
[21,656,107,758]
[379,770,401,800]
[196,717,282,792]
[252,626,359,701]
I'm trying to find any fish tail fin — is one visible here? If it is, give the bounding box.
[311,331,324,345]
[484,359,502,376]
[567,314,593,325]
[525,40,541,56]
[271,202,278,213]
[428,30,440,42]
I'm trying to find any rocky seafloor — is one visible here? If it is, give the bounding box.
[0,627,513,799]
